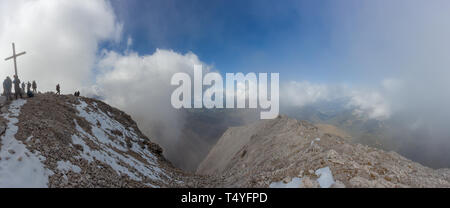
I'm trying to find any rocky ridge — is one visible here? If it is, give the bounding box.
[0,93,211,187]
[198,115,450,188]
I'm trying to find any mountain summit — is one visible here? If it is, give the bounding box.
[0,94,195,188]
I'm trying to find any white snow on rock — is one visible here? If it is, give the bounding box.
[145,183,161,188]
[269,177,303,188]
[72,100,168,182]
[269,167,335,188]
[311,138,320,146]
[0,99,53,188]
[56,160,81,174]
[315,166,335,188]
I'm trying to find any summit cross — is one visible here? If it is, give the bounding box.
[4,43,26,77]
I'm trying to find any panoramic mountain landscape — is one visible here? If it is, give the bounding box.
[1,0,450,195]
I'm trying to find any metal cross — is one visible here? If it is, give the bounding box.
[5,43,26,78]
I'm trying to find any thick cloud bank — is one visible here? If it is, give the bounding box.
[0,0,122,92]
[93,49,211,169]
[281,81,393,120]
[280,1,450,168]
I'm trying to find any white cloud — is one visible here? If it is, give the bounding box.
[93,49,210,164]
[327,1,450,121]
[281,81,333,108]
[348,90,390,120]
[0,0,122,93]
[281,80,393,120]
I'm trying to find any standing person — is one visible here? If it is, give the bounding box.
[3,77,11,101]
[56,84,60,95]
[32,80,37,93]
[13,75,22,99]
[3,77,7,98]
[27,81,31,93]
[27,81,34,98]
[5,76,12,101]
[21,82,25,94]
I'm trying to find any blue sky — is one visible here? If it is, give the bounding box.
[109,0,349,83]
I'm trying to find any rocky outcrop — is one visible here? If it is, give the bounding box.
[0,94,197,188]
[198,115,450,188]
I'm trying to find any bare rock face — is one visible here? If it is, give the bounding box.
[197,115,450,188]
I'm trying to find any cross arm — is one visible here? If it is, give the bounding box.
[4,51,26,61]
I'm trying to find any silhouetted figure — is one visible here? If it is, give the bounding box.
[21,82,25,94]
[74,91,80,97]
[56,84,60,95]
[3,76,12,101]
[27,81,31,93]
[13,75,22,99]
[32,80,37,92]
[2,79,6,96]
[27,90,34,98]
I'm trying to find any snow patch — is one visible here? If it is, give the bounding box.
[56,160,81,173]
[72,100,169,182]
[0,99,53,188]
[310,138,320,146]
[315,166,335,188]
[145,183,160,188]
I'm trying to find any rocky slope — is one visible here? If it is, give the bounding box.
[198,115,450,188]
[0,93,210,188]
[1,93,449,188]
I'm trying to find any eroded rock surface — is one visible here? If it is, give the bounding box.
[0,94,207,187]
[198,116,450,188]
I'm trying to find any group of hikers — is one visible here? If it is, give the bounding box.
[2,75,36,101]
[2,75,72,101]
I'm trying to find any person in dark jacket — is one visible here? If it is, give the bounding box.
[3,76,12,101]
[56,84,60,95]
[32,80,37,93]
[13,75,22,99]
[27,81,31,93]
